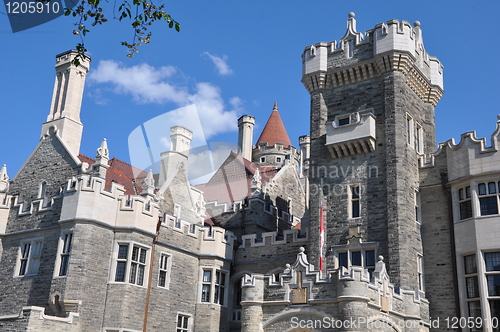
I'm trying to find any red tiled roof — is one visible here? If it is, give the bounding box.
[78,154,147,195]
[199,151,278,204]
[256,103,292,148]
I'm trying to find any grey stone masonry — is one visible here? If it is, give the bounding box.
[303,14,443,296]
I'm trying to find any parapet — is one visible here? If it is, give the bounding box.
[302,13,443,106]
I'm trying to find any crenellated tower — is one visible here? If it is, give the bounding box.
[303,13,444,294]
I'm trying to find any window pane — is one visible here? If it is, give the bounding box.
[460,200,473,220]
[466,276,479,298]
[466,186,471,198]
[365,250,375,267]
[351,251,362,266]
[479,183,487,196]
[485,252,500,271]
[480,196,498,215]
[137,265,145,286]
[339,252,348,268]
[59,255,69,276]
[219,287,225,305]
[352,200,360,218]
[464,254,477,274]
[203,270,211,283]
[490,300,500,332]
[339,117,350,126]
[489,182,497,194]
[115,262,126,282]
[201,284,210,302]
[63,233,72,253]
[129,262,137,283]
[183,316,188,328]
[177,315,182,327]
[118,245,128,259]
[459,188,464,201]
[220,273,226,286]
[132,246,139,261]
[139,248,147,263]
[19,260,28,276]
[214,285,220,304]
[159,271,166,287]
[487,275,500,296]
[468,301,482,318]
[351,186,359,199]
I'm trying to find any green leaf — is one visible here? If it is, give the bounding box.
[168,20,173,28]
[175,22,180,32]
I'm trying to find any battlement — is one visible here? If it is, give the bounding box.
[58,174,160,233]
[161,213,236,260]
[239,229,307,248]
[420,116,500,179]
[240,249,429,331]
[302,13,443,105]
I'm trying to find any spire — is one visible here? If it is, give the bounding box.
[256,103,292,148]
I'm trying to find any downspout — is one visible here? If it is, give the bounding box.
[441,172,462,330]
[143,215,163,331]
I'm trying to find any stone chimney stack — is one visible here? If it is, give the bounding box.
[158,126,193,186]
[41,50,90,156]
[170,126,193,154]
[237,115,255,161]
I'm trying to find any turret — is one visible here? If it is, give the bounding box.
[158,126,193,186]
[237,115,255,161]
[40,50,91,156]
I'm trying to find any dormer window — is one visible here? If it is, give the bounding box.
[276,157,282,163]
[260,157,266,163]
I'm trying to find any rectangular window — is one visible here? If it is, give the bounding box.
[468,301,482,332]
[350,185,360,218]
[478,182,499,216]
[113,243,149,286]
[485,252,500,298]
[415,191,421,223]
[417,255,424,291]
[338,117,350,126]
[58,233,73,276]
[338,252,348,268]
[158,253,171,288]
[17,239,43,276]
[490,300,500,332]
[415,124,423,154]
[458,186,473,220]
[351,251,362,266]
[201,270,212,302]
[176,314,190,332]
[214,271,226,305]
[407,115,414,146]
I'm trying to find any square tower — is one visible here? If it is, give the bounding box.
[303,13,443,292]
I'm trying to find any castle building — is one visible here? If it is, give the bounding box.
[0,13,499,332]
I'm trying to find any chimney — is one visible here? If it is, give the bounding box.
[237,115,255,161]
[158,126,193,186]
[40,50,91,156]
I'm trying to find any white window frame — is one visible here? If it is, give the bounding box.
[199,268,227,305]
[176,313,192,332]
[417,254,424,291]
[260,156,266,163]
[158,252,172,289]
[15,238,43,277]
[406,114,414,147]
[54,231,73,278]
[415,123,423,154]
[415,190,421,224]
[110,242,151,287]
[276,157,282,163]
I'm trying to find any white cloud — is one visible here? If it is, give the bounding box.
[89,60,240,139]
[202,52,234,76]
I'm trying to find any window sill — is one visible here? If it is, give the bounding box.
[108,281,148,289]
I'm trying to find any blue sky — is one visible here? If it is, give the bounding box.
[1,0,500,182]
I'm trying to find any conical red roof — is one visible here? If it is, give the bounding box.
[256,103,292,148]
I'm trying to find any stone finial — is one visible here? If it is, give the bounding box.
[413,21,421,27]
[273,101,278,111]
[0,164,9,193]
[96,138,109,159]
[348,12,355,18]
[497,114,500,121]
[93,138,110,178]
[141,169,155,196]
